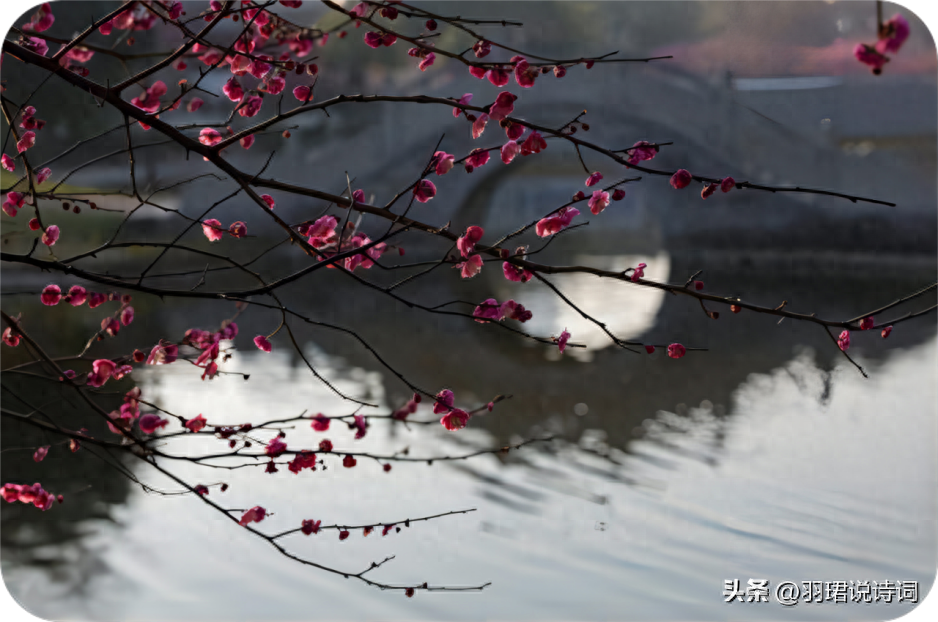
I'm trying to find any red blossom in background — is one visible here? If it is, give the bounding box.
[876,14,910,55]
[186,415,208,433]
[21,2,55,33]
[139,414,169,434]
[455,254,483,279]
[669,169,692,189]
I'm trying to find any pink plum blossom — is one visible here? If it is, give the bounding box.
[418,53,436,71]
[293,85,313,102]
[881,325,893,339]
[837,330,850,351]
[432,151,455,175]
[238,95,263,117]
[588,190,610,215]
[472,113,489,139]
[130,81,167,113]
[469,65,487,79]
[33,446,49,462]
[433,389,455,414]
[241,135,255,149]
[667,343,686,359]
[488,92,517,121]
[627,141,658,165]
[21,3,55,33]
[301,215,339,248]
[1,154,14,172]
[147,340,179,365]
[311,414,330,431]
[228,221,247,238]
[501,140,521,164]
[88,292,107,308]
[187,98,204,112]
[35,167,52,184]
[473,40,492,58]
[413,179,436,203]
[670,169,692,189]
[519,131,546,156]
[222,77,244,102]
[41,284,61,306]
[239,506,267,526]
[139,414,169,434]
[120,305,134,326]
[505,123,525,141]
[199,128,223,146]
[701,182,718,199]
[854,44,888,73]
[67,285,87,306]
[41,225,60,246]
[17,131,36,153]
[466,148,490,170]
[535,206,579,237]
[631,262,646,282]
[487,66,510,87]
[455,254,483,279]
[202,219,224,241]
[558,329,571,353]
[876,14,910,55]
[353,414,368,439]
[585,172,603,187]
[254,335,273,352]
[457,226,484,258]
[186,415,207,433]
[440,408,470,431]
[453,93,472,117]
[266,436,288,457]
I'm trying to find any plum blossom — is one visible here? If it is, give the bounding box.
[553,65,567,78]
[266,436,288,458]
[238,95,263,117]
[353,414,368,440]
[21,3,55,33]
[413,179,436,203]
[186,415,207,433]
[88,292,107,308]
[488,92,517,121]
[228,221,247,238]
[35,167,52,184]
[626,141,658,165]
[501,140,521,164]
[319,439,333,452]
[441,409,470,431]
[239,506,266,526]
[469,65,487,79]
[202,219,224,241]
[130,81,167,113]
[585,172,603,187]
[41,225,60,246]
[1,154,14,172]
[667,343,686,359]
[41,284,61,306]
[147,340,179,365]
[120,305,134,326]
[472,113,489,139]
[505,122,525,141]
[241,135,255,149]
[392,393,421,420]
[222,77,244,102]
[519,131,547,156]
[301,519,322,535]
[701,182,718,199]
[503,251,533,283]
[3,327,21,347]
[300,215,339,248]
[465,148,490,170]
[187,98,204,112]
[293,85,313,102]
[457,226,484,258]
[535,206,579,237]
[3,191,25,217]
[612,188,626,201]
[487,66,510,87]
[101,316,120,337]
[588,190,610,215]
[858,316,874,331]
[418,53,436,71]
[311,414,330,431]
[854,44,888,73]
[17,131,36,153]
[472,299,532,323]
[339,530,350,540]
[33,446,49,462]
[876,14,910,54]
[557,329,571,353]
[721,177,735,193]
[631,262,646,282]
[432,151,455,175]
[343,455,357,468]
[139,414,169,434]
[364,31,397,48]
[1,483,56,511]
[194,485,209,496]
[199,128,223,147]
[473,39,492,58]
[837,330,850,351]
[453,93,472,117]
[670,169,692,189]
[254,335,273,352]
[881,325,893,339]
[433,389,455,414]
[513,56,538,88]
[24,37,49,57]
[455,254,483,279]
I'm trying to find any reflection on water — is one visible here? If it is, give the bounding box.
[4,330,934,620]
[519,253,670,361]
